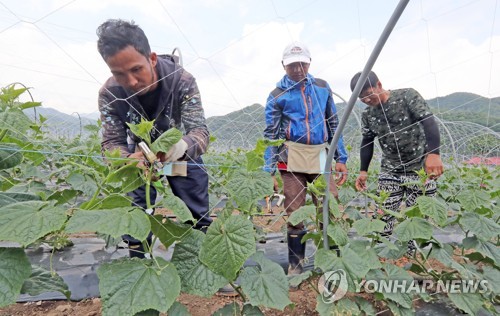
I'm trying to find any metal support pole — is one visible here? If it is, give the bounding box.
[322,0,410,250]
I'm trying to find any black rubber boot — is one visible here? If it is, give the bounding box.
[128,243,146,259]
[127,237,152,259]
[287,230,307,275]
[330,245,341,257]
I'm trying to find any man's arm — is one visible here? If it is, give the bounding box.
[98,86,130,158]
[355,135,374,191]
[177,75,209,160]
[325,91,348,164]
[406,88,444,178]
[263,92,283,174]
[421,116,444,178]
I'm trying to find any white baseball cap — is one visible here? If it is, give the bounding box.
[282,42,311,66]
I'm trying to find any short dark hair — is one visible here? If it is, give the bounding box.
[96,19,151,61]
[350,71,379,95]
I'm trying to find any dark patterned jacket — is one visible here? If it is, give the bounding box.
[361,88,432,173]
[98,56,209,160]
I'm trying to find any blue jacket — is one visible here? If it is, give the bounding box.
[263,74,348,172]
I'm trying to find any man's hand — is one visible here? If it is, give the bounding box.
[355,171,368,191]
[272,175,279,192]
[128,151,159,181]
[335,162,348,186]
[158,139,188,163]
[425,153,444,180]
[128,151,147,169]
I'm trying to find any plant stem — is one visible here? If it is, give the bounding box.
[0,129,7,142]
[230,281,246,301]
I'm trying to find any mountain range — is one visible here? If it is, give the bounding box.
[24,92,500,150]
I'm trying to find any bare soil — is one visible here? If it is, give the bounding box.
[0,284,319,316]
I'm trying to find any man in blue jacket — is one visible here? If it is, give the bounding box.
[264,42,348,275]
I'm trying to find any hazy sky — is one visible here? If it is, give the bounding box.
[1,0,499,117]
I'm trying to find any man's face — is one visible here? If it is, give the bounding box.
[359,84,383,107]
[284,62,310,83]
[105,45,158,95]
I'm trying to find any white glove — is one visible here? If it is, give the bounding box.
[164,139,188,163]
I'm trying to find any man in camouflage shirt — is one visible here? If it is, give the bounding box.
[97,19,211,258]
[350,71,444,251]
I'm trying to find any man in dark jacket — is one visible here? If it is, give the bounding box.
[97,19,211,258]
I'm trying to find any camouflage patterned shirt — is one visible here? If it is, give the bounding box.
[98,56,209,159]
[361,88,433,173]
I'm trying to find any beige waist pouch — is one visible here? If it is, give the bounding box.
[285,141,327,174]
[162,161,187,177]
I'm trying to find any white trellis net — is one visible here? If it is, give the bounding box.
[0,1,499,231]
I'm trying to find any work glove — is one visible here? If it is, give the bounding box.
[162,139,188,163]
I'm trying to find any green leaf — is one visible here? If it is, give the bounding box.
[348,240,382,269]
[328,192,341,219]
[355,297,377,316]
[288,205,316,226]
[394,218,434,241]
[126,118,155,145]
[21,265,70,299]
[0,201,67,246]
[171,230,227,297]
[352,218,387,236]
[288,270,312,287]
[134,309,159,316]
[106,164,143,192]
[150,128,183,153]
[0,192,41,202]
[19,101,41,110]
[167,302,190,316]
[242,304,264,316]
[199,215,256,281]
[226,170,273,211]
[365,263,413,309]
[81,194,132,210]
[315,245,371,291]
[314,248,338,272]
[463,236,500,264]
[97,258,180,316]
[316,297,360,316]
[457,189,491,212]
[374,240,407,260]
[0,248,32,308]
[459,212,500,241]
[156,192,195,223]
[0,194,16,208]
[448,293,485,316]
[386,301,414,316]
[46,189,78,205]
[0,109,32,135]
[245,150,264,172]
[150,215,193,250]
[0,144,23,170]
[66,208,150,242]
[326,223,348,246]
[416,196,448,226]
[428,244,469,277]
[66,173,98,197]
[480,265,500,294]
[0,86,28,102]
[240,251,291,310]
[212,302,240,316]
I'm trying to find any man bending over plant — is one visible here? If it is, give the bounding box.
[350,70,444,254]
[96,19,211,258]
